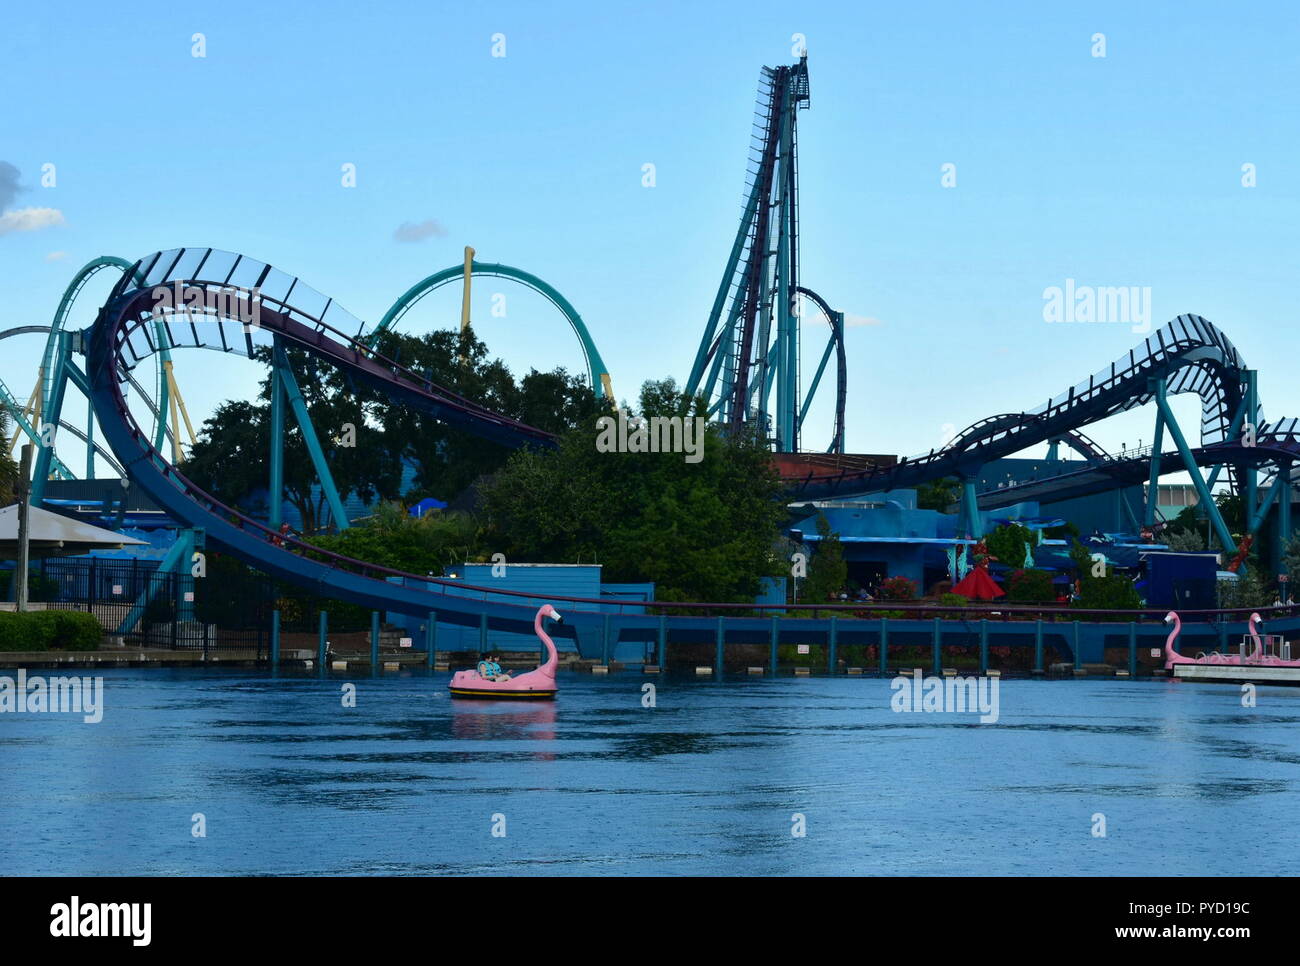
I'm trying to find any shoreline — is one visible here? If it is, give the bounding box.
[0,649,1166,680]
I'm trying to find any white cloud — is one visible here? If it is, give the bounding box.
[393,218,448,243]
[45,250,68,261]
[0,206,66,236]
[842,313,883,328]
[803,308,884,329]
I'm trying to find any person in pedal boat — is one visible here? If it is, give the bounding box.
[476,655,511,681]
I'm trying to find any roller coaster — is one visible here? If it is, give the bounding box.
[16,246,1294,663]
[3,53,1298,663]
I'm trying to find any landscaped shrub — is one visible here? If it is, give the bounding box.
[1005,568,1056,603]
[1068,540,1143,619]
[48,611,103,650]
[0,612,56,651]
[0,611,102,651]
[878,576,918,601]
[935,591,972,617]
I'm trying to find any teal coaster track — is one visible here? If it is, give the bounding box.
[372,259,614,401]
[1,255,184,493]
[68,247,1300,662]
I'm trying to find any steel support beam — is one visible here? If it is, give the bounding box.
[687,176,763,398]
[1246,472,1283,536]
[269,356,285,531]
[1276,461,1293,582]
[1152,378,1236,555]
[1205,371,1255,493]
[1244,370,1258,525]
[960,478,982,539]
[271,337,351,532]
[115,528,196,635]
[1144,406,1165,526]
[85,394,95,479]
[30,334,72,505]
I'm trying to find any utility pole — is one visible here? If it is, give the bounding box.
[16,443,32,612]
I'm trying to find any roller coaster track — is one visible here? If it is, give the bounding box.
[979,422,1300,510]
[788,314,1263,498]
[792,286,846,454]
[1,256,186,482]
[0,323,131,476]
[372,260,614,401]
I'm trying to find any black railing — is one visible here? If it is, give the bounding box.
[27,557,272,652]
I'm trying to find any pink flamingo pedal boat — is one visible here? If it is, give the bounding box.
[1164,610,1300,683]
[449,604,561,700]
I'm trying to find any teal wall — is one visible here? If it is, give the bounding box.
[385,564,655,659]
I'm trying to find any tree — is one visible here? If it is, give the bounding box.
[801,514,847,605]
[1043,521,1080,541]
[916,477,959,512]
[184,401,396,535]
[1284,535,1300,589]
[364,327,602,501]
[1068,539,1142,616]
[182,400,269,515]
[1164,491,1244,538]
[310,502,482,574]
[986,522,1035,569]
[181,322,603,530]
[1163,528,1207,553]
[183,348,404,533]
[1218,564,1273,609]
[477,379,785,603]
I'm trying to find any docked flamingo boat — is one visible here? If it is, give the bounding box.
[1165,610,1300,684]
[448,604,562,700]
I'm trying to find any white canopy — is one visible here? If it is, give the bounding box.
[0,503,147,559]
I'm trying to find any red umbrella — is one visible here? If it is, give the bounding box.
[952,566,1005,600]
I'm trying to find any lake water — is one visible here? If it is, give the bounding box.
[1,668,1296,876]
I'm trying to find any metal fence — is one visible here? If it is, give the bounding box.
[24,557,275,652]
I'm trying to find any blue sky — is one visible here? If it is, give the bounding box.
[2,0,1297,470]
